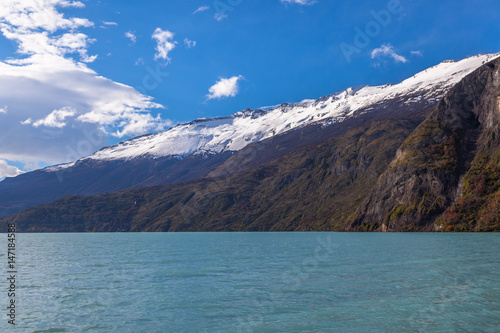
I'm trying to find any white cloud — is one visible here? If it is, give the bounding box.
[152,28,177,62]
[371,44,408,63]
[0,1,170,168]
[193,6,210,14]
[281,0,317,5]
[0,54,168,165]
[59,1,85,8]
[108,113,172,138]
[184,38,196,48]
[125,31,136,44]
[0,106,7,114]
[24,106,77,128]
[102,21,118,26]
[52,32,97,62]
[207,76,244,100]
[214,13,228,22]
[0,0,90,32]
[0,0,95,61]
[0,159,23,178]
[411,50,423,57]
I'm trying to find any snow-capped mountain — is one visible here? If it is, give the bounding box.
[47,53,500,169]
[1,53,499,219]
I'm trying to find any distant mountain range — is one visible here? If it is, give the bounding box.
[2,53,500,232]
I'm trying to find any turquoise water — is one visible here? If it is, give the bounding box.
[2,233,500,332]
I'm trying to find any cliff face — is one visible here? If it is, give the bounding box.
[349,59,500,231]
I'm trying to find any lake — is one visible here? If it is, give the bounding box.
[3,233,500,332]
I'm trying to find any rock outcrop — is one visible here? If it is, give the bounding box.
[349,58,500,231]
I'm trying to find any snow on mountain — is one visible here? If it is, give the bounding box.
[46,53,500,171]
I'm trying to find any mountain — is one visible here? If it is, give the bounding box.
[48,54,499,163]
[348,57,500,232]
[3,54,500,232]
[1,54,498,218]
[3,115,424,232]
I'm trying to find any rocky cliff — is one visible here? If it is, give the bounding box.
[349,58,500,231]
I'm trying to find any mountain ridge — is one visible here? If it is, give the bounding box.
[3,55,500,232]
[48,53,500,167]
[0,53,499,222]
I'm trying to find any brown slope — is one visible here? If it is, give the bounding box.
[1,112,426,232]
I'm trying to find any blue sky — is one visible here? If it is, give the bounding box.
[0,0,499,178]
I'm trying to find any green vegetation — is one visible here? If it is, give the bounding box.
[437,150,500,231]
[399,118,461,172]
[387,205,408,221]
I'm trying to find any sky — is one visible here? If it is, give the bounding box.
[0,0,499,179]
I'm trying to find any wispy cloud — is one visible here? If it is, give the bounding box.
[52,32,97,62]
[102,21,118,26]
[0,106,7,114]
[207,76,244,100]
[0,159,23,178]
[23,107,77,128]
[125,31,137,44]
[59,1,85,8]
[184,38,196,48]
[152,28,177,62]
[411,50,423,57]
[281,0,317,5]
[371,44,408,63]
[78,110,170,138]
[214,13,228,21]
[193,5,210,14]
